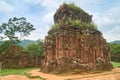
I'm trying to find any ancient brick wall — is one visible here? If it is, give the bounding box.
[41,3,112,73]
[54,3,92,23]
[1,45,42,68]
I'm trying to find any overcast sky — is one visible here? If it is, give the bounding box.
[0,0,120,42]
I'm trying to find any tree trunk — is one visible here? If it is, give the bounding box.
[35,56,38,67]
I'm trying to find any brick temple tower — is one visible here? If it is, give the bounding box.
[41,3,112,73]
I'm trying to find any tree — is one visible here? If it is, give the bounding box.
[0,40,13,61]
[37,40,44,56]
[108,43,120,62]
[25,40,44,57]
[25,40,44,66]
[0,41,12,53]
[0,17,35,44]
[25,43,38,57]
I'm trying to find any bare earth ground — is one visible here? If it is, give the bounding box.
[1,68,120,80]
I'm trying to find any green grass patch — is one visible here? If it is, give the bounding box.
[111,61,120,68]
[0,68,38,76]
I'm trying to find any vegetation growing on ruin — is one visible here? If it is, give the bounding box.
[66,17,96,30]
[50,17,96,31]
[66,3,83,11]
[50,21,61,31]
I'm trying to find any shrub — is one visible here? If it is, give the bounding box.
[50,17,96,31]
[66,17,82,27]
[108,43,120,62]
[66,17,96,30]
[50,22,61,30]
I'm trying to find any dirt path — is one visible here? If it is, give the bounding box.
[1,75,29,80]
[1,68,120,80]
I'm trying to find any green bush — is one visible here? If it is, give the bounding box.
[66,17,82,27]
[50,18,96,31]
[50,22,61,30]
[108,43,120,62]
[66,17,96,30]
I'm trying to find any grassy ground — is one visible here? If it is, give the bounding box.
[0,62,120,76]
[111,61,120,68]
[0,68,38,76]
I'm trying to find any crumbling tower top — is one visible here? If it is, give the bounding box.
[54,3,92,24]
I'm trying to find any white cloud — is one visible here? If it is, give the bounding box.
[110,25,120,34]
[25,0,60,9]
[76,0,101,6]
[27,0,120,41]
[103,34,120,42]
[94,5,120,26]
[103,25,120,42]
[25,0,42,4]
[42,12,54,24]
[0,0,120,41]
[0,0,13,13]
[41,0,60,9]
[92,5,120,42]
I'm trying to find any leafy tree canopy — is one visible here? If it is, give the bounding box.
[108,43,120,62]
[25,39,44,57]
[0,40,13,54]
[0,17,35,44]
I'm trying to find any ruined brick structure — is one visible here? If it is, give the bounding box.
[54,4,92,24]
[1,45,42,68]
[41,3,112,73]
[1,45,30,68]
